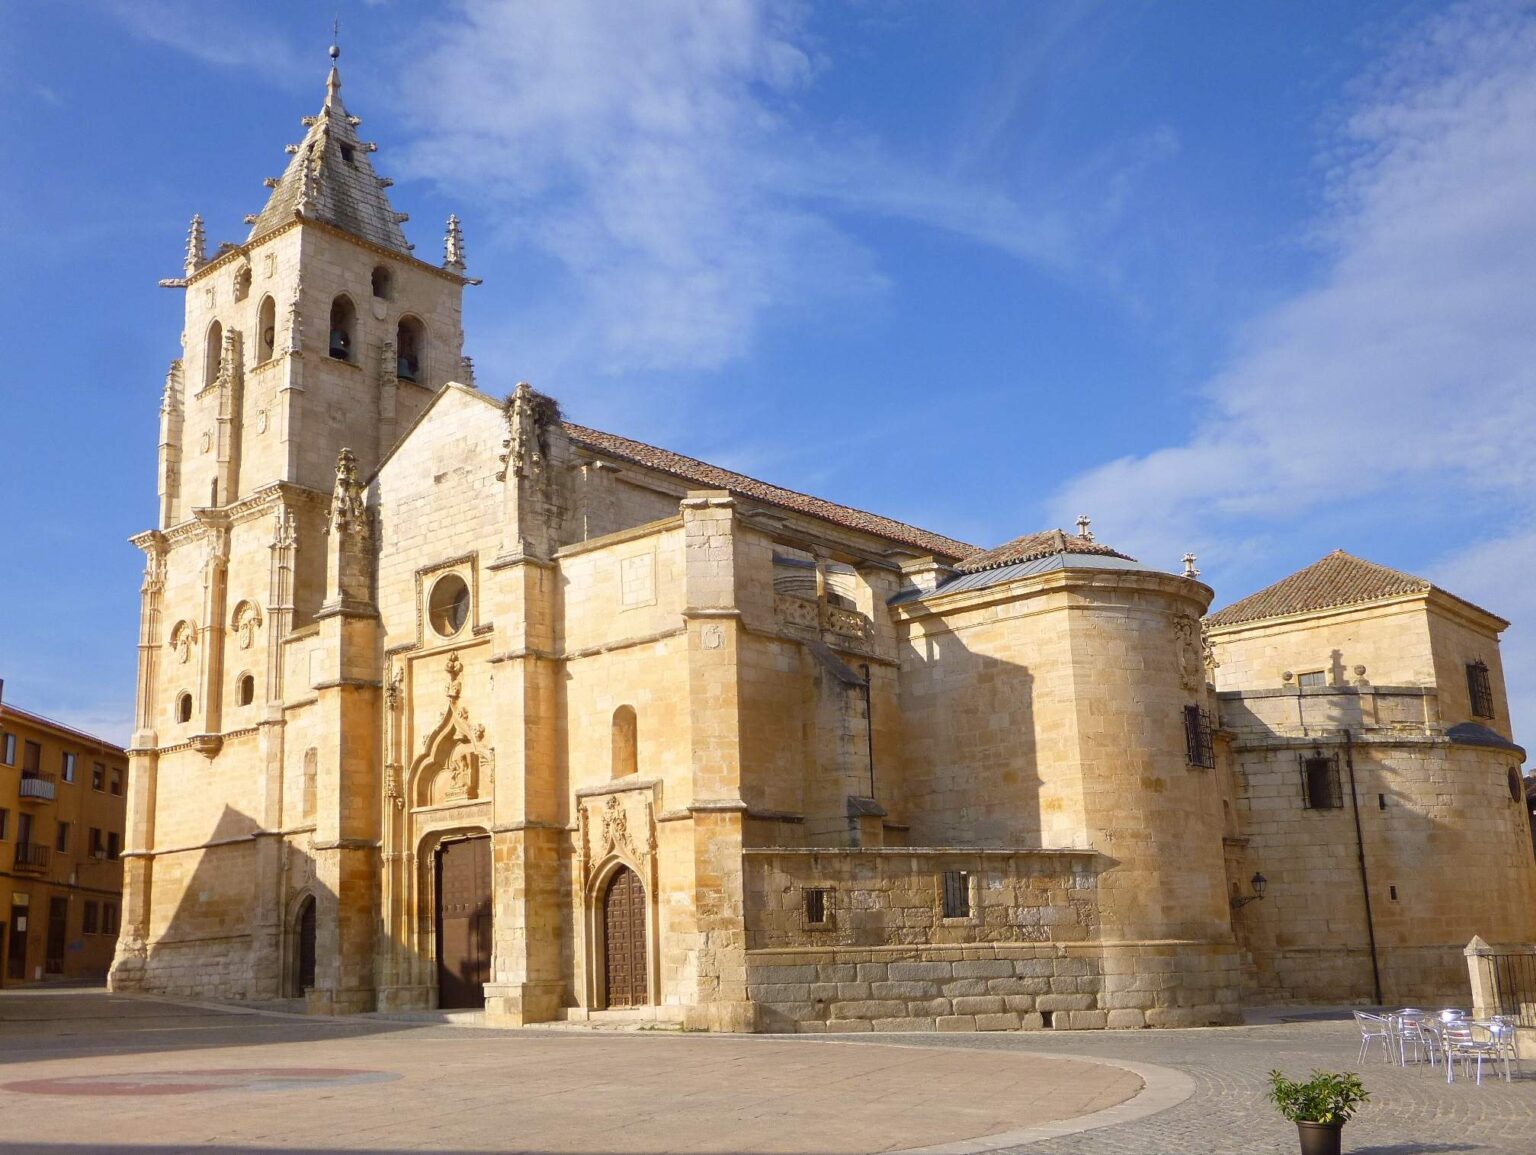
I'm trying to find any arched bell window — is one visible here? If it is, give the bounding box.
[329,295,356,362]
[204,319,223,387]
[396,315,425,383]
[256,296,277,362]
[176,693,193,724]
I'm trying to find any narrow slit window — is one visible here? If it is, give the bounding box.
[1184,705,1215,768]
[1467,660,1495,719]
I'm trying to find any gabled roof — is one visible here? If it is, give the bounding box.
[561,423,975,559]
[953,528,1134,575]
[246,66,411,255]
[1205,549,1502,629]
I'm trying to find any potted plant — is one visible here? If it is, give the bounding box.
[1266,1070,1369,1155]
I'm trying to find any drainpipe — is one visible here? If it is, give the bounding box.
[860,663,876,799]
[1343,728,1384,1005]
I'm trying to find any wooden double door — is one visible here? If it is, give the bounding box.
[602,866,648,1008]
[436,837,492,1009]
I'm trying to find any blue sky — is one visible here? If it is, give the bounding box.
[3,1,1536,745]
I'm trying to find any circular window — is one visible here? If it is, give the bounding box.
[1509,767,1524,803]
[429,574,470,637]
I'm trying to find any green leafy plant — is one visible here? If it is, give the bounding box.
[1266,1070,1369,1125]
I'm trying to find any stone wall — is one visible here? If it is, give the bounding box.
[742,848,1242,1031]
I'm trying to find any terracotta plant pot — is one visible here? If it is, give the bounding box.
[1296,1120,1343,1155]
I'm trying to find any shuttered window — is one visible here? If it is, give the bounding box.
[1468,660,1495,719]
[1301,753,1343,809]
[941,870,970,918]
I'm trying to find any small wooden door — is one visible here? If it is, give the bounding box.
[436,837,492,1009]
[44,898,67,975]
[295,897,316,994]
[603,867,648,1008]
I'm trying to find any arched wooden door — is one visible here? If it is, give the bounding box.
[436,837,492,1009]
[603,866,648,1008]
[294,897,316,995]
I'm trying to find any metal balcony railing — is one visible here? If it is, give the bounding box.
[18,772,56,802]
[13,842,50,870]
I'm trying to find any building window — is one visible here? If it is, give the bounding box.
[941,870,971,919]
[54,822,69,852]
[89,828,103,858]
[396,315,425,382]
[103,904,120,936]
[83,901,99,935]
[204,319,224,387]
[176,693,193,724]
[611,706,638,779]
[61,752,76,783]
[1468,660,1495,719]
[804,888,829,926]
[110,766,124,796]
[328,295,356,361]
[107,832,121,860]
[0,808,7,839]
[371,265,393,299]
[234,264,252,302]
[257,295,277,362]
[237,674,256,707]
[1301,753,1344,810]
[1509,767,1524,804]
[1184,706,1215,768]
[428,574,470,637]
[1,733,13,764]
[92,763,105,791]
[23,740,40,773]
[1297,670,1326,689]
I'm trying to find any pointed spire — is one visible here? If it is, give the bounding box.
[459,355,477,388]
[245,41,411,253]
[184,214,206,276]
[444,215,466,273]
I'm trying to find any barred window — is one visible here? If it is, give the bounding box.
[1184,706,1215,768]
[1302,753,1343,810]
[1468,660,1495,719]
[941,870,970,918]
[804,887,828,925]
[1297,670,1326,689]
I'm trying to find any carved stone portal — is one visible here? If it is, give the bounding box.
[410,655,494,807]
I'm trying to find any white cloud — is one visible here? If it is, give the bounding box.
[394,0,1143,382]
[1049,0,1536,741]
[98,0,302,77]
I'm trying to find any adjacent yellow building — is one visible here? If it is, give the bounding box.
[108,57,1536,1028]
[1,698,128,985]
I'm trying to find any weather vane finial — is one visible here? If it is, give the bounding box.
[329,18,341,61]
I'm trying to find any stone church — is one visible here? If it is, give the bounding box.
[111,60,1536,1030]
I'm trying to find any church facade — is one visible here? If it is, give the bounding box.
[110,63,1536,1030]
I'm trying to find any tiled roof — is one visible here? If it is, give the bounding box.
[1205,550,1433,628]
[561,422,975,558]
[953,529,1134,575]
[246,67,411,255]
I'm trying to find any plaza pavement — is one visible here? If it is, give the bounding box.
[0,989,1532,1154]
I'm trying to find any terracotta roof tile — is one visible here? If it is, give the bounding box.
[1205,549,1433,628]
[561,422,975,558]
[954,529,1134,575]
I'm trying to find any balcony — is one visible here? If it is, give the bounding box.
[13,842,50,872]
[18,772,56,803]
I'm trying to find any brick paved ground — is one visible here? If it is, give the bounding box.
[2,990,1534,1153]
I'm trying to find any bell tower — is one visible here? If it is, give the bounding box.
[113,46,476,1006]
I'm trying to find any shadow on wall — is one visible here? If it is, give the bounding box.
[114,804,333,1008]
[1224,677,1531,1006]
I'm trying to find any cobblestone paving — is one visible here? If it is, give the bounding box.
[812,1017,1536,1153]
[4,991,1536,1153]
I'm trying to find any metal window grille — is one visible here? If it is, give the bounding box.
[942,870,970,919]
[804,888,828,925]
[1300,753,1344,809]
[1184,706,1215,768]
[1468,660,1495,719]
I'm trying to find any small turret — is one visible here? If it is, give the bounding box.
[183,214,206,276]
[444,215,467,274]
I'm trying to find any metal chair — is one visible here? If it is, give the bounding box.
[1394,1012,1439,1067]
[1354,1009,1396,1065]
[1443,1021,1508,1084]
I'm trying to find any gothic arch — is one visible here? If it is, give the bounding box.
[256,295,277,362]
[230,600,263,650]
[396,314,426,382]
[285,888,319,997]
[203,320,223,387]
[408,688,494,808]
[611,705,637,779]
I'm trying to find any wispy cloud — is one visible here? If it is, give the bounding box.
[393,0,1161,384]
[1048,0,1536,736]
[97,0,303,78]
